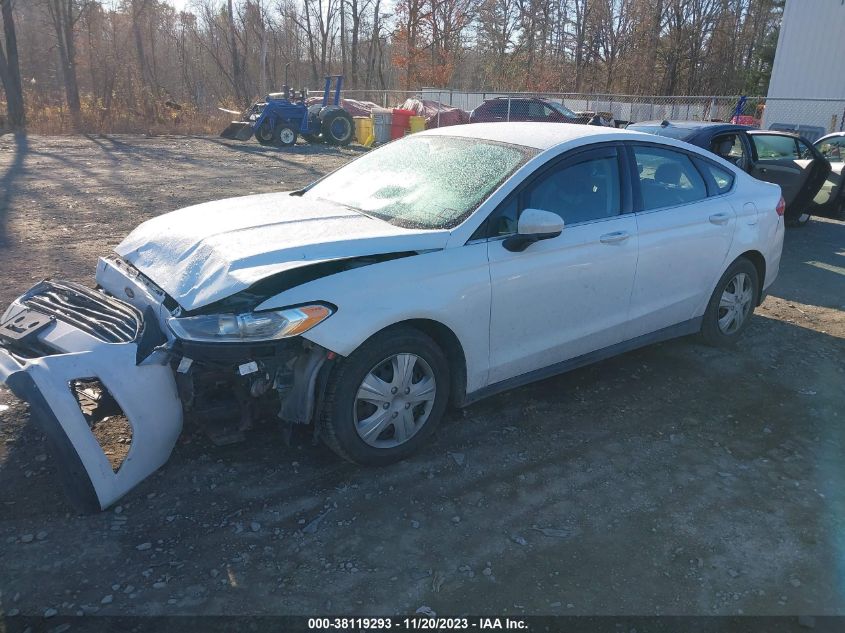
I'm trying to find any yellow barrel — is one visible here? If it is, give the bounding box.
[354,117,374,145]
[409,116,426,133]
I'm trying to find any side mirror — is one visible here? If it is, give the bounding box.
[503,208,564,252]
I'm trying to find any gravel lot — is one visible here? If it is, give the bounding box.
[0,134,844,618]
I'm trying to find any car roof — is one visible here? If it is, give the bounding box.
[630,120,750,133]
[815,131,845,143]
[488,96,546,101]
[418,122,650,150]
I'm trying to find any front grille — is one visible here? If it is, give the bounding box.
[23,280,142,344]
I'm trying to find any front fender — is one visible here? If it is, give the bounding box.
[255,244,492,394]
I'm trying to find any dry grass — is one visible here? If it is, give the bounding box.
[2,93,231,136]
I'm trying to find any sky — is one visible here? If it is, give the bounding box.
[164,0,190,10]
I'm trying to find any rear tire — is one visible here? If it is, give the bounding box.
[321,110,355,146]
[319,327,450,466]
[700,258,760,347]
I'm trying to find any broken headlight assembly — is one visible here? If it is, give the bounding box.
[167,304,334,343]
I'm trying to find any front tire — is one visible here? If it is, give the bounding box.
[700,258,760,347]
[255,120,275,146]
[319,327,450,465]
[273,124,298,147]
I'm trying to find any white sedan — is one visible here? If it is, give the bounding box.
[0,123,784,511]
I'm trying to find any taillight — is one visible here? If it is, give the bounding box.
[775,196,786,217]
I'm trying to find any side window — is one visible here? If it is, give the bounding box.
[510,100,528,118]
[710,134,746,168]
[487,196,518,237]
[524,154,621,225]
[487,101,507,117]
[816,139,843,160]
[527,101,543,118]
[796,139,814,160]
[752,135,799,159]
[633,146,708,210]
[699,161,734,195]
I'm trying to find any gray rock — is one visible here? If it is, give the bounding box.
[451,515,461,524]
[416,606,437,618]
[303,510,330,534]
[101,594,113,605]
[136,542,152,551]
[250,522,261,532]
[36,531,48,541]
[511,534,528,546]
[790,577,802,587]
[153,582,167,589]
[44,608,58,618]
[532,526,573,539]
[410,520,420,529]
[450,452,466,466]
[482,567,493,576]
[20,534,34,544]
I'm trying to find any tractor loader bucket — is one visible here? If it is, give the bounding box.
[220,121,254,141]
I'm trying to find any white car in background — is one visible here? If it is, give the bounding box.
[0,123,785,512]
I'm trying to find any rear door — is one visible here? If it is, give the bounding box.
[625,143,738,338]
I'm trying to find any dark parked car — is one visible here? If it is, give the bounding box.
[626,120,835,226]
[469,97,597,125]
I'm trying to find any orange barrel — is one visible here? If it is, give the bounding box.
[391,108,415,139]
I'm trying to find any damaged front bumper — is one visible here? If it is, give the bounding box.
[0,267,183,512]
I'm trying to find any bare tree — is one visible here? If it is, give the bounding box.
[0,0,25,128]
[45,0,88,125]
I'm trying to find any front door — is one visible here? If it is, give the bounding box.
[487,146,638,384]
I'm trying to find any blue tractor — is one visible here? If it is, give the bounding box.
[220,72,355,148]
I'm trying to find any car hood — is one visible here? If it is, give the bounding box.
[115,192,450,310]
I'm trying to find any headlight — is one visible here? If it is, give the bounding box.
[167,304,333,343]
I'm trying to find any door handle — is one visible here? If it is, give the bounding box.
[599,231,631,244]
[709,213,730,225]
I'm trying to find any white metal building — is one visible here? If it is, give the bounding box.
[763,0,845,139]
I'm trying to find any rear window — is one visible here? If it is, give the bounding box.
[626,124,694,141]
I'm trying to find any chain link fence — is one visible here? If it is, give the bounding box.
[315,89,845,142]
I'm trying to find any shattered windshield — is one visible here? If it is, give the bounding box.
[303,135,535,229]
